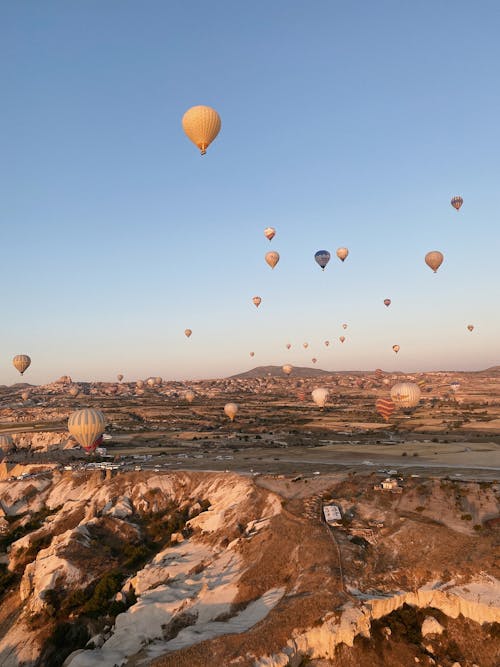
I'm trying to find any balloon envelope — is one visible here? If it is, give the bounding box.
[376,398,395,421]
[303,342,309,349]
[224,402,238,421]
[265,251,280,269]
[249,351,255,357]
[392,345,400,354]
[182,105,221,155]
[0,435,14,452]
[13,355,31,375]
[451,196,463,210]
[252,296,262,308]
[264,227,276,241]
[390,382,421,408]
[314,250,331,270]
[312,387,329,408]
[324,340,330,347]
[425,251,444,273]
[184,390,195,403]
[68,408,106,452]
[286,343,292,350]
[185,329,192,338]
[312,358,317,364]
[384,299,391,307]
[339,336,346,343]
[336,247,349,262]
[467,324,474,332]
[282,364,293,376]
[117,374,124,382]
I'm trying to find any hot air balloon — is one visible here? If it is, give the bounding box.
[303,342,309,349]
[450,381,460,393]
[451,196,463,211]
[324,340,330,347]
[0,435,14,452]
[252,296,262,308]
[147,378,156,387]
[425,251,444,273]
[21,391,30,401]
[249,351,255,357]
[282,364,293,376]
[296,390,306,401]
[312,387,329,408]
[264,227,276,241]
[342,323,348,330]
[390,382,421,409]
[339,336,346,344]
[314,250,331,270]
[68,408,106,453]
[69,386,79,397]
[312,358,317,364]
[467,324,474,332]
[136,380,145,389]
[155,377,162,386]
[117,374,124,382]
[13,355,31,375]
[184,390,195,403]
[265,251,280,269]
[384,299,391,307]
[286,343,292,350]
[376,398,395,422]
[185,329,192,338]
[392,345,400,354]
[336,247,349,262]
[224,402,238,421]
[182,105,221,155]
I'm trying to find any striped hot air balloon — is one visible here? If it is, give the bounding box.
[13,355,31,375]
[376,398,395,422]
[451,196,463,211]
[390,382,421,408]
[68,408,106,453]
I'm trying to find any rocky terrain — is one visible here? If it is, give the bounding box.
[0,468,498,667]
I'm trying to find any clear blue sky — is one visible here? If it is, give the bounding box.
[1,1,499,383]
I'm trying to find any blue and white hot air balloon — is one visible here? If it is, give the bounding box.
[314,250,331,270]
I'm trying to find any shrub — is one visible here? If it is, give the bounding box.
[82,570,124,616]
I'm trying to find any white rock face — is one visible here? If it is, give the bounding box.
[421,615,445,636]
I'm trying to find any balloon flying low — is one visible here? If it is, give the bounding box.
[376,398,395,421]
[314,250,331,270]
[117,374,124,382]
[390,382,421,408]
[282,364,293,376]
[68,408,106,453]
[224,402,238,421]
[13,355,31,375]
[311,387,329,408]
[182,105,221,155]
[136,380,145,389]
[451,196,463,211]
[384,298,391,307]
[184,390,195,403]
[265,251,280,269]
[425,251,444,273]
[69,386,79,397]
[252,296,262,308]
[264,227,276,241]
[336,247,349,262]
[392,344,400,354]
[184,329,192,338]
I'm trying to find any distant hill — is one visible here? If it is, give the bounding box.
[229,365,334,379]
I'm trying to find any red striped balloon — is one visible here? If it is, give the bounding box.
[376,398,395,422]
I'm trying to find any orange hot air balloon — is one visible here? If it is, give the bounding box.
[392,344,400,354]
[336,247,349,262]
[264,227,276,241]
[451,196,463,211]
[252,296,262,308]
[312,358,317,364]
[286,343,292,350]
[467,324,474,332]
[184,329,192,338]
[182,105,221,155]
[425,251,444,273]
[303,342,309,349]
[265,251,280,269]
[376,398,395,422]
[339,336,346,343]
[249,351,255,357]
[384,298,391,307]
[324,340,330,347]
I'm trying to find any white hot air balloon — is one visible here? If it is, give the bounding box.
[224,402,238,421]
[68,408,106,452]
[390,382,421,409]
[282,364,293,376]
[311,387,329,408]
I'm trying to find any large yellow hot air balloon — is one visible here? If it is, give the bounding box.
[336,247,349,262]
[390,382,421,408]
[312,387,329,408]
[224,402,238,421]
[252,296,262,308]
[425,251,444,273]
[264,227,276,241]
[451,196,463,211]
[392,344,400,354]
[68,408,106,452]
[282,364,293,376]
[184,329,192,338]
[13,355,31,375]
[265,251,280,269]
[182,105,221,155]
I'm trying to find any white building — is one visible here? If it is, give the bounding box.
[323,504,342,526]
